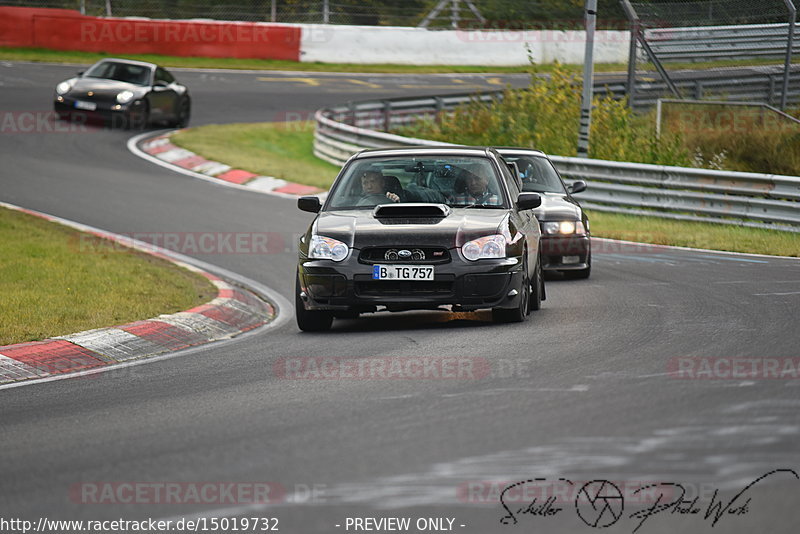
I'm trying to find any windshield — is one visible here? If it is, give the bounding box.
[326,156,507,210]
[502,155,566,194]
[84,61,152,86]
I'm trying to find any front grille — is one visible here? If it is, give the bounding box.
[355,280,454,297]
[359,247,451,264]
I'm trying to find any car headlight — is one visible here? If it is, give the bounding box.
[462,234,506,261]
[116,90,135,104]
[309,235,349,262]
[542,221,586,235]
[56,81,73,95]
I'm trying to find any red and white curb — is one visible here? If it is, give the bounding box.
[0,202,279,386]
[133,131,327,198]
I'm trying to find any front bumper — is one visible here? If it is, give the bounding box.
[540,234,590,271]
[54,98,141,125]
[298,253,526,313]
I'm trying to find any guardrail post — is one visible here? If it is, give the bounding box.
[694,81,703,100]
[434,97,444,125]
[768,75,777,106]
[781,1,797,110]
[383,100,392,132]
[347,101,356,126]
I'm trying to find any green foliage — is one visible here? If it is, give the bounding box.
[399,64,693,166]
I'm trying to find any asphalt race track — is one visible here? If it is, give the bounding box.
[1,61,799,534]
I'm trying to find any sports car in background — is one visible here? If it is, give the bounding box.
[497,148,591,279]
[295,146,546,331]
[54,58,190,129]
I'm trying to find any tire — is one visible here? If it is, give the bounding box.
[529,255,543,311]
[562,251,591,280]
[173,98,191,128]
[125,100,149,130]
[333,311,360,319]
[492,255,530,323]
[295,275,333,332]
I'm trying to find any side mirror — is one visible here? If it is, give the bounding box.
[154,80,169,88]
[516,192,541,211]
[298,196,322,213]
[569,180,587,194]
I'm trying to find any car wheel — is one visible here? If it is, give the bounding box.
[529,255,543,311]
[125,100,149,130]
[295,275,333,332]
[492,255,530,323]
[562,251,591,280]
[173,98,190,128]
[333,311,360,319]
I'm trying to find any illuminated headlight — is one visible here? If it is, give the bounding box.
[542,221,586,235]
[116,90,135,104]
[462,234,506,261]
[56,81,73,95]
[310,235,349,262]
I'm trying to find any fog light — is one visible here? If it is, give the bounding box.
[563,255,580,264]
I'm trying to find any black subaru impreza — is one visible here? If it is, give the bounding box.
[295,146,545,331]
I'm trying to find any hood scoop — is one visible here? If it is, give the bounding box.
[373,203,451,219]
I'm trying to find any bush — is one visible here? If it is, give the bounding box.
[398,64,692,166]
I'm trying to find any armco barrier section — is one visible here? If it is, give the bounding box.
[646,23,800,62]
[0,7,301,61]
[313,97,800,232]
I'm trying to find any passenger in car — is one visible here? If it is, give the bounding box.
[451,171,501,205]
[358,171,400,205]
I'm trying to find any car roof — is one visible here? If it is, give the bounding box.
[94,58,158,69]
[495,147,548,158]
[353,145,497,159]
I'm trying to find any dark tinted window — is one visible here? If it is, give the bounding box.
[85,61,151,86]
[502,155,566,194]
[155,67,175,84]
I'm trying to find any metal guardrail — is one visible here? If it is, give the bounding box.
[314,95,800,232]
[645,23,800,62]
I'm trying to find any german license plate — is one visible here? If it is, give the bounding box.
[74,100,97,111]
[372,265,434,281]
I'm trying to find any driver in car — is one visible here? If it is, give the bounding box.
[451,171,501,206]
[358,171,400,204]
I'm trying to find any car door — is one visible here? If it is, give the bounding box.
[499,158,538,271]
[149,67,178,122]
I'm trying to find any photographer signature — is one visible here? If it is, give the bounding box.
[499,469,798,532]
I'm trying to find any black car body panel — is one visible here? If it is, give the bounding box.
[497,148,591,274]
[296,147,543,325]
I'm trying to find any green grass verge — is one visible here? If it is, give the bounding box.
[1,47,787,74]
[170,121,798,257]
[0,207,217,346]
[586,210,799,257]
[171,121,341,190]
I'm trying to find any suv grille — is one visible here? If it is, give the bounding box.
[355,280,454,297]
[359,247,450,264]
